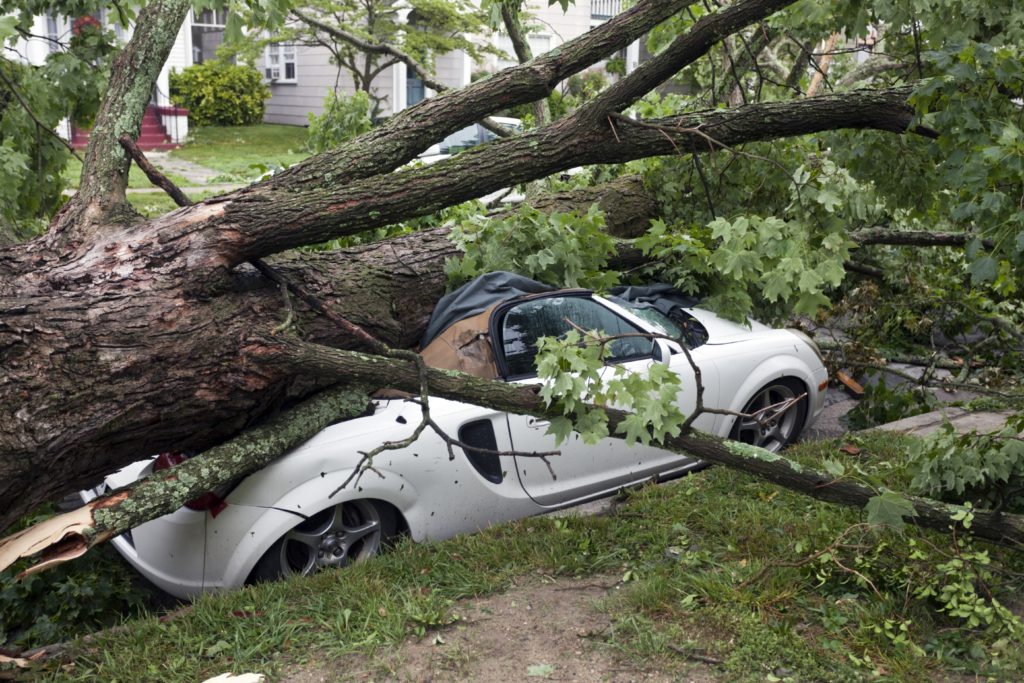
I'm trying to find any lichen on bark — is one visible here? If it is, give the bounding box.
[88,386,370,537]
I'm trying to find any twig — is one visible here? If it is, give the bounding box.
[666,644,724,665]
[118,135,192,207]
[273,282,294,333]
[249,259,388,354]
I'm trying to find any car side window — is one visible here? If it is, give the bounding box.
[500,296,654,378]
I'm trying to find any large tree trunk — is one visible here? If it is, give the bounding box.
[0,0,937,535]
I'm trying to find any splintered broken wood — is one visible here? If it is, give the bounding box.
[0,504,101,579]
[835,370,865,396]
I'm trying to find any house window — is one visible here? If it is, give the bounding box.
[265,43,297,82]
[591,0,623,20]
[192,7,228,64]
[407,76,425,105]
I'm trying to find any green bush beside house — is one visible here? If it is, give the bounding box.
[169,62,270,127]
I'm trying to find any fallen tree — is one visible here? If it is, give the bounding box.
[3,0,1011,569]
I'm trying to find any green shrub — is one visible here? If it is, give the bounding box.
[169,62,270,126]
[306,90,372,153]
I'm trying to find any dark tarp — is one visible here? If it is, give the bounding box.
[420,272,554,348]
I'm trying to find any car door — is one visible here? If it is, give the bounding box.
[496,294,716,507]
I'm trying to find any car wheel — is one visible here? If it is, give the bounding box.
[248,500,396,583]
[730,378,808,453]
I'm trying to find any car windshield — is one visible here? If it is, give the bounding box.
[615,300,709,349]
[623,305,683,338]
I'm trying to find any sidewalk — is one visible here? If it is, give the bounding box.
[872,408,1019,438]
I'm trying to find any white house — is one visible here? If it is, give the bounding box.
[259,0,635,125]
[10,2,634,139]
[10,9,192,147]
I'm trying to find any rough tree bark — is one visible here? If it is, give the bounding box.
[0,0,952,543]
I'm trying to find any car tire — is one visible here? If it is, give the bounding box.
[729,378,808,453]
[248,499,397,584]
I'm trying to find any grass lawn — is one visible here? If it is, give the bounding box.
[171,124,310,180]
[24,432,1024,682]
[62,157,193,190]
[127,190,222,218]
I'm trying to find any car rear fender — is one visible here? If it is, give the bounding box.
[214,468,421,591]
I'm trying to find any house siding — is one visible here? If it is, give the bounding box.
[262,45,471,125]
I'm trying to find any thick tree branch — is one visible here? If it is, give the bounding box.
[852,227,995,249]
[221,86,918,261]
[0,387,371,577]
[267,0,700,188]
[265,340,1024,547]
[50,0,193,242]
[572,0,797,125]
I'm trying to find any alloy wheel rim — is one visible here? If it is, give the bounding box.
[278,501,382,576]
[734,384,800,453]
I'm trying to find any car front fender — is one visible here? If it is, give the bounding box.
[720,351,824,433]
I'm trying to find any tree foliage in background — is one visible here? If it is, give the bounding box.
[247,0,496,116]
[554,0,1024,406]
[0,6,118,240]
[306,89,372,153]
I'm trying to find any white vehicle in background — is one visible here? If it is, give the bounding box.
[82,273,827,599]
[416,117,525,204]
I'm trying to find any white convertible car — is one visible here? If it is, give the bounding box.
[83,273,827,599]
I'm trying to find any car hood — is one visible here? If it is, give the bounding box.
[683,307,772,344]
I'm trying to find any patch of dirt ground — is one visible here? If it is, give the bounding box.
[281,575,721,683]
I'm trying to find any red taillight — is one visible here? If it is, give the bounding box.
[152,451,228,516]
[153,451,189,471]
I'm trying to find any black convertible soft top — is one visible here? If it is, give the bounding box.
[608,283,701,315]
[420,272,554,348]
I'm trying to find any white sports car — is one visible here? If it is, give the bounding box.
[82,273,827,599]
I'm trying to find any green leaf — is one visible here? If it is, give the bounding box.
[0,16,18,44]
[823,459,846,477]
[967,256,998,284]
[865,492,917,530]
[545,417,574,446]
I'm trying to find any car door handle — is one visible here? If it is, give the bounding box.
[528,418,550,429]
